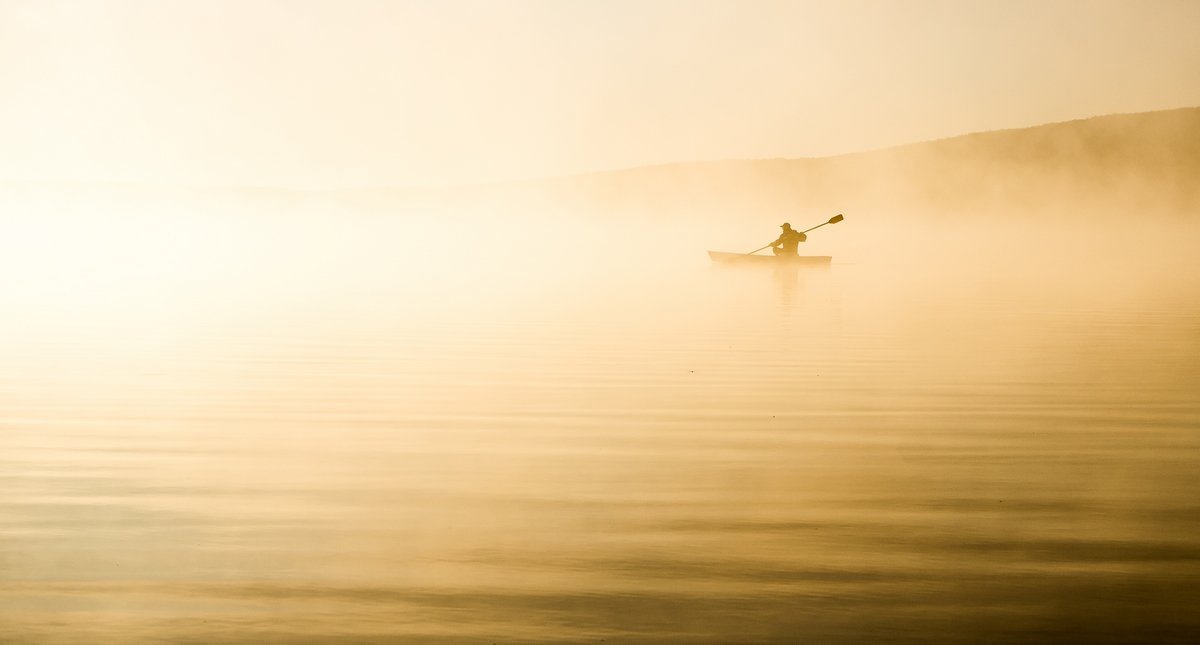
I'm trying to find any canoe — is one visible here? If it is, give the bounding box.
[708,251,832,265]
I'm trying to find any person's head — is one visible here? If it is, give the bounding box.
[780,223,792,231]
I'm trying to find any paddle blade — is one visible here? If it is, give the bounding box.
[829,214,844,224]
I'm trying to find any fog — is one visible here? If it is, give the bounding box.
[5,0,1200,637]
[6,108,1194,325]
[3,109,1200,643]
[3,200,1193,324]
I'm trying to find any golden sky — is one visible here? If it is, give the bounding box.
[3,0,1199,188]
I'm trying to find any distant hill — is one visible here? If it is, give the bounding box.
[476,106,1200,219]
[4,107,1197,219]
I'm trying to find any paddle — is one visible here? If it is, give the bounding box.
[801,213,844,234]
[742,214,844,255]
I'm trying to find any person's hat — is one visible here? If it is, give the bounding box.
[780,223,792,228]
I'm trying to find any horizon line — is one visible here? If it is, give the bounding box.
[2,104,1195,195]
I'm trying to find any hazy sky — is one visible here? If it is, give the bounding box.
[3,0,1199,188]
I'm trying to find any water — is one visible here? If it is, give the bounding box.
[2,226,1199,643]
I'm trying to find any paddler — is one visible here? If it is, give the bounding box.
[770,223,807,257]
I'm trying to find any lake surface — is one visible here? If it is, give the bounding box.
[2,227,1199,643]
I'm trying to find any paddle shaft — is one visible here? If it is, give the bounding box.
[802,213,844,234]
[744,214,843,255]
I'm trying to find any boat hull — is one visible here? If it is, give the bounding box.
[708,251,832,265]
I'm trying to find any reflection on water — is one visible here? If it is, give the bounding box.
[2,229,1199,643]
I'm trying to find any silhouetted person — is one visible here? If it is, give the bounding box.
[771,223,807,256]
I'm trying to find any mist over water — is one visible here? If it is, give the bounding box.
[4,0,1199,634]
[2,184,1198,644]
